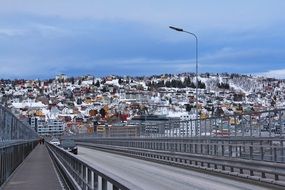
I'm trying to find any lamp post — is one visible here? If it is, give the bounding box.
[169,26,199,134]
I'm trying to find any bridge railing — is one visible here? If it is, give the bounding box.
[70,109,285,163]
[70,108,285,139]
[76,136,285,163]
[0,105,39,187]
[78,142,285,188]
[0,140,37,187]
[137,108,285,138]
[0,105,38,142]
[46,142,140,190]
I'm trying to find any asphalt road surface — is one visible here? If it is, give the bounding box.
[77,146,275,190]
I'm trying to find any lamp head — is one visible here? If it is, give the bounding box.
[169,26,184,32]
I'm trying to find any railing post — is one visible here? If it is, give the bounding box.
[241,115,245,137]
[199,119,201,138]
[258,115,261,137]
[275,174,279,181]
[274,147,277,162]
[269,115,272,137]
[280,140,285,162]
[210,118,212,137]
[221,141,224,157]
[204,119,207,137]
[83,165,86,189]
[262,172,266,178]
[234,116,237,137]
[207,143,210,155]
[250,115,253,137]
[279,110,282,137]
[250,170,254,176]
[214,144,217,156]
[250,143,253,160]
[190,120,193,137]
[260,141,264,161]
[113,185,119,190]
[87,168,92,190]
[270,141,273,161]
[93,172,98,189]
[102,177,107,190]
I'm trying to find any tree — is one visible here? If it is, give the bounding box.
[165,80,171,88]
[217,82,229,89]
[95,80,100,87]
[190,82,195,88]
[101,79,106,84]
[78,79,82,85]
[101,86,108,93]
[183,77,191,87]
[157,80,164,88]
[100,108,106,118]
[185,104,192,112]
[205,73,210,78]
[197,80,206,89]
[118,78,123,85]
[76,98,82,105]
[71,77,75,85]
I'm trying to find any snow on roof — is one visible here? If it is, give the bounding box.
[105,79,120,86]
[167,111,190,118]
[57,102,65,107]
[13,91,24,96]
[12,101,47,109]
[82,80,93,86]
[150,96,160,103]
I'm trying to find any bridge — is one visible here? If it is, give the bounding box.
[1,104,285,190]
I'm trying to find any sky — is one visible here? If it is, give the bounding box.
[0,0,285,79]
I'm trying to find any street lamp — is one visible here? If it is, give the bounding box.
[169,26,199,133]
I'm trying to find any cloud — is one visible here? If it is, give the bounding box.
[30,23,71,38]
[256,69,285,79]
[0,1,285,78]
[0,29,27,37]
[0,0,285,31]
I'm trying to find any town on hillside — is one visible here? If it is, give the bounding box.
[0,73,284,137]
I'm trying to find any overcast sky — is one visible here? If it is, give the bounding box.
[0,0,285,79]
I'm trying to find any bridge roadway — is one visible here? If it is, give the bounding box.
[77,146,275,190]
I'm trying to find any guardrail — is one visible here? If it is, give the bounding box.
[70,108,285,138]
[0,105,38,141]
[0,105,39,188]
[0,140,38,187]
[76,137,285,163]
[46,142,141,190]
[78,142,285,188]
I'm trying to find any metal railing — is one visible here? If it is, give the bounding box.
[137,108,285,138]
[76,137,285,163]
[0,105,39,187]
[68,108,285,139]
[0,141,38,187]
[46,142,141,190]
[69,109,285,163]
[0,105,38,141]
[79,142,285,188]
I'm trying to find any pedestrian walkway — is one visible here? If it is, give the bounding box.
[3,144,63,190]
